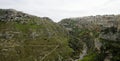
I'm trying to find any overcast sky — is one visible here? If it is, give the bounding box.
[0,0,120,22]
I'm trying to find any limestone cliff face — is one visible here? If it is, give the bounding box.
[59,15,120,61]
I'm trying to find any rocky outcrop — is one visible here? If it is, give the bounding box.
[59,15,120,61]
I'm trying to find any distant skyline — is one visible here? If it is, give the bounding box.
[0,0,120,22]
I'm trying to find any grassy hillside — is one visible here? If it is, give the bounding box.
[0,9,73,61]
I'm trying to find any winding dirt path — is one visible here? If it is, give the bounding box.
[75,43,87,61]
[40,45,59,61]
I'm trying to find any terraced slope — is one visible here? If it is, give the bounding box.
[0,9,73,61]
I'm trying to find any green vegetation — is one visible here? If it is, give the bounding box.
[0,9,120,61]
[0,9,73,61]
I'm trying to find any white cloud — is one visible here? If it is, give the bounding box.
[0,0,120,22]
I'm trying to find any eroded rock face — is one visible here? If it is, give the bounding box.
[59,15,120,61]
[94,38,102,51]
